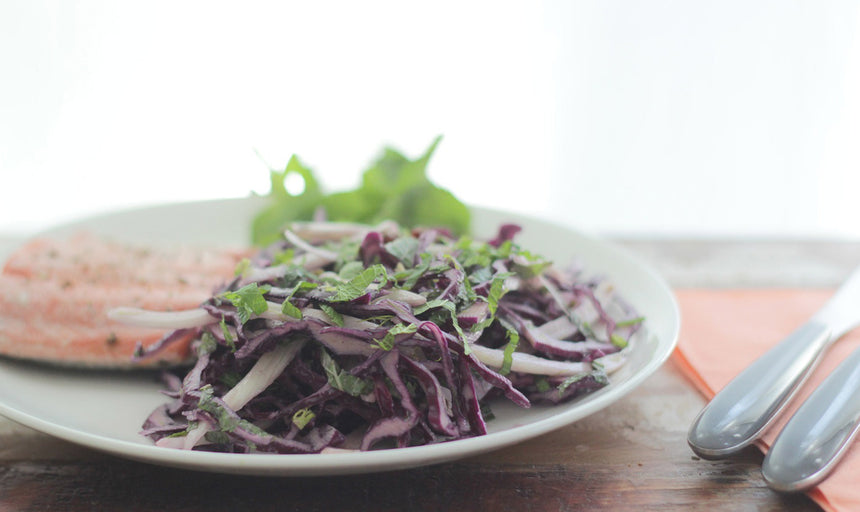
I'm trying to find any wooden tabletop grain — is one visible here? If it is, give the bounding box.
[4,235,853,512]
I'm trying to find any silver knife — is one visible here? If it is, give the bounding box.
[762,343,860,492]
[687,266,860,459]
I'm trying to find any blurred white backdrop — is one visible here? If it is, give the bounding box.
[2,1,859,238]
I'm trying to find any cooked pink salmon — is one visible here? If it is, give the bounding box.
[0,232,253,368]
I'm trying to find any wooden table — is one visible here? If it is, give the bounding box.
[3,235,849,511]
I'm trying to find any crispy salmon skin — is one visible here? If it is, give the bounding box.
[0,231,252,368]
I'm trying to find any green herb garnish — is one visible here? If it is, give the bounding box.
[320,349,374,397]
[221,283,271,324]
[252,137,470,246]
[374,323,418,351]
[291,408,316,430]
[331,264,388,302]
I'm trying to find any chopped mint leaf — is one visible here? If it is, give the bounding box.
[455,236,473,250]
[557,369,609,395]
[616,316,645,327]
[486,273,512,315]
[468,266,493,285]
[320,349,374,397]
[457,274,478,305]
[291,408,316,430]
[221,283,271,324]
[292,281,319,295]
[459,247,491,269]
[196,385,272,440]
[480,402,496,421]
[272,248,296,266]
[556,373,588,394]
[373,334,395,352]
[575,317,599,341]
[337,260,366,281]
[384,236,420,266]
[500,326,520,375]
[281,300,302,319]
[470,316,495,332]
[196,385,237,432]
[393,254,436,290]
[197,331,218,357]
[469,273,512,332]
[279,281,317,319]
[496,240,514,258]
[413,298,450,315]
[535,377,551,393]
[319,304,344,326]
[374,323,418,351]
[610,333,628,348]
[413,298,471,354]
[279,266,318,288]
[513,258,552,279]
[220,316,236,352]
[331,264,388,302]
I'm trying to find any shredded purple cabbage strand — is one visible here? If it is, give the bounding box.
[119,221,642,454]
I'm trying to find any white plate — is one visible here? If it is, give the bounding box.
[0,197,679,476]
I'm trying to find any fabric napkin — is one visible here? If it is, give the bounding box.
[674,289,860,512]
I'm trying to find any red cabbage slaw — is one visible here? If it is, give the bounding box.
[109,221,642,453]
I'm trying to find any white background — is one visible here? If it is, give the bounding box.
[2,1,860,238]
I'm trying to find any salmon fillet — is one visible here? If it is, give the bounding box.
[0,232,253,368]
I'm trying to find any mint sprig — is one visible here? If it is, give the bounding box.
[252,137,470,246]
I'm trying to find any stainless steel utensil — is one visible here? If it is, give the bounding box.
[687,267,860,459]
[762,344,860,492]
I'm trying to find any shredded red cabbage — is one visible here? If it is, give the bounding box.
[119,221,642,453]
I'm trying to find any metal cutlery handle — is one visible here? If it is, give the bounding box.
[687,321,832,459]
[762,345,860,492]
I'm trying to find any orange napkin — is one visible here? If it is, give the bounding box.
[674,289,860,512]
